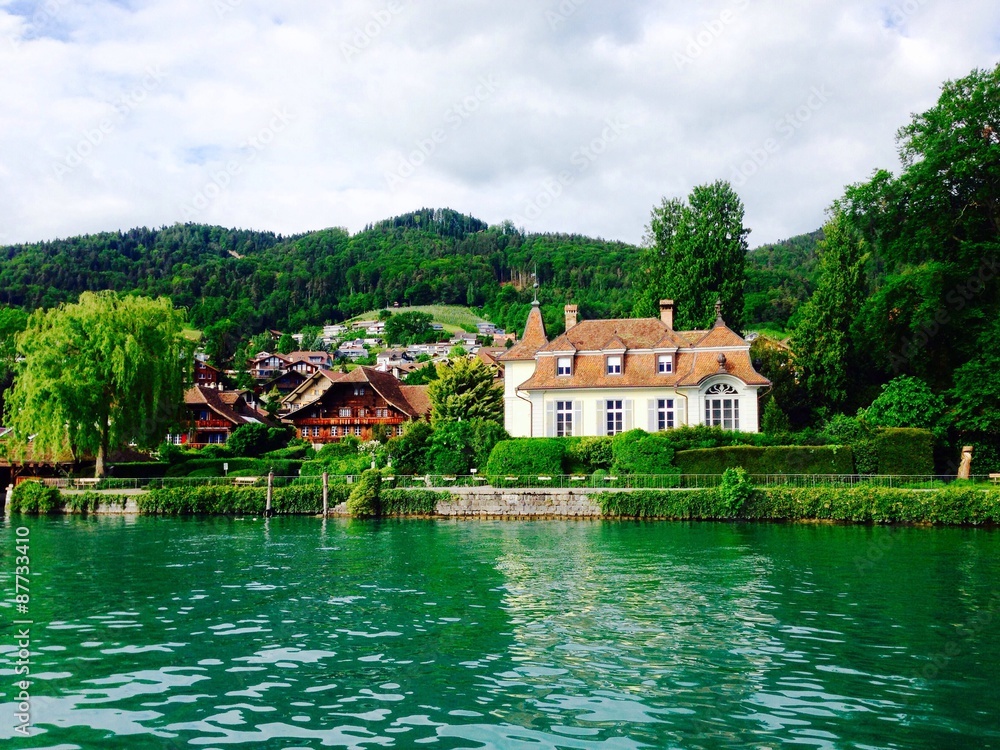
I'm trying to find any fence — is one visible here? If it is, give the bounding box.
[40,473,999,492]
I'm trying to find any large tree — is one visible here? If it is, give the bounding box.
[633,180,749,329]
[791,210,870,415]
[427,358,503,425]
[2,292,192,476]
[839,63,1000,388]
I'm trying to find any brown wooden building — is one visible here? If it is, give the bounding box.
[174,384,276,446]
[283,366,430,444]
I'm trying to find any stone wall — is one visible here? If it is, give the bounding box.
[436,490,601,518]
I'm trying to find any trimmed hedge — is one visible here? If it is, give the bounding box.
[876,428,934,475]
[595,485,1000,524]
[107,461,168,478]
[164,458,303,478]
[611,430,678,475]
[674,445,854,475]
[485,438,565,476]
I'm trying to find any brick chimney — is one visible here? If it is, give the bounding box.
[659,299,675,328]
[565,304,578,331]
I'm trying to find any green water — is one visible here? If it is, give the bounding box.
[0,517,999,749]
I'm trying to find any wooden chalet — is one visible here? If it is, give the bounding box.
[283,366,430,444]
[175,384,276,446]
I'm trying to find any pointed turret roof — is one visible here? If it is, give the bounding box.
[499,301,548,361]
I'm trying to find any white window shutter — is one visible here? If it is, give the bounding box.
[597,400,606,435]
[647,399,656,432]
[545,401,555,437]
[573,401,583,437]
[624,399,634,431]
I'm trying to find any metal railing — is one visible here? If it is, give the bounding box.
[41,473,998,492]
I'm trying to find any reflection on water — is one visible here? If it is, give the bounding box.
[1,517,999,748]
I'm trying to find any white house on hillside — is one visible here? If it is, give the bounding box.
[499,299,770,437]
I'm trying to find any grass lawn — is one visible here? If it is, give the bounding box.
[349,305,488,334]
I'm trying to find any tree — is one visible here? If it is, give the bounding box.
[633,181,749,328]
[275,332,296,354]
[0,306,28,414]
[791,210,870,415]
[226,422,290,457]
[863,375,946,438]
[838,63,1000,388]
[427,358,503,425]
[384,311,435,345]
[2,292,192,476]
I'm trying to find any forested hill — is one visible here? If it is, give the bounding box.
[0,207,819,337]
[744,229,824,330]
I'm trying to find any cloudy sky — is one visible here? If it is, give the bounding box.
[1,1,998,249]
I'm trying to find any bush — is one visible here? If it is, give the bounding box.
[876,428,935,475]
[164,458,302,478]
[10,481,63,514]
[426,421,474,475]
[719,467,755,516]
[485,438,565,477]
[610,429,678,475]
[317,436,361,459]
[674,445,854,476]
[470,420,509,471]
[227,423,293,457]
[347,469,382,517]
[107,461,167,478]
[136,484,332,515]
[567,437,614,472]
[822,414,877,474]
[385,420,434,474]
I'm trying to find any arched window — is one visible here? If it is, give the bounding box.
[704,383,740,429]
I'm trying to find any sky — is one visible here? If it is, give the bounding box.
[1,1,998,249]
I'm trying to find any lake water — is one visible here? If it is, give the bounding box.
[1,516,999,749]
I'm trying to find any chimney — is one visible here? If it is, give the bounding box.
[564,304,578,331]
[659,299,675,328]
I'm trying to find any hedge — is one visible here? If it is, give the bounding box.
[164,458,303,478]
[611,430,678,475]
[876,428,934,475]
[106,461,168,478]
[595,485,1000,524]
[674,445,854,476]
[136,484,347,515]
[9,481,63,514]
[485,438,565,476]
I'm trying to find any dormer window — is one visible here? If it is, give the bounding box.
[557,356,573,376]
[657,354,673,374]
[606,355,622,375]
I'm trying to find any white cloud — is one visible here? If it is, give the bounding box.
[0,0,998,247]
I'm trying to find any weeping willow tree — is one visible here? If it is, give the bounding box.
[2,292,193,476]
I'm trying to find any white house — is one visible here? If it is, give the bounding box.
[499,300,770,437]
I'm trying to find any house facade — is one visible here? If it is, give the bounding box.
[282,366,430,445]
[174,384,275,445]
[499,300,769,437]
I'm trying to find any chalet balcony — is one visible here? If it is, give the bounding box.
[292,416,406,427]
[194,420,232,430]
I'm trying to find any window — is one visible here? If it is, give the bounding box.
[397,425,405,436]
[354,386,366,396]
[557,357,572,376]
[606,355,622,375]
[704,384,740,430]
[208,433,226,444]
[339,407,351,417]
[605,399,624,435]
[657,355,673,374]
[375,407,389,418]
[300,427,309,439]
[656,399,675,431]
[354,426,362,436]
[332,426,341,437]
[556,401,574,437]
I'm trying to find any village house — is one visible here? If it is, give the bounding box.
[172,384,275,446]
[249,351,291,380]
[499,300,770,437]
[193,358,221,386]
[282,366,430,445]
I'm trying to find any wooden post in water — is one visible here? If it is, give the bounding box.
[322,472,329,516]
[266,471,274,517]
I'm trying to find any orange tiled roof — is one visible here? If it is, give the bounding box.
[500,302,547,361]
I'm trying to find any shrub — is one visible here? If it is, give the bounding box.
[610,429,678,475]
[470,420,509,471]
[719,467,755,516]
[385,420,434,474]
[10,481,62,514]
[485,438,565,477]
[822,414,878,474]
[227,423,293,457]
[876,428,935,475]
[317,436,361,459]
[568,437,614,471]
[107,461,167,478]
[347,469,382,517]
[761,399,792,433]
[426,421,474,475]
